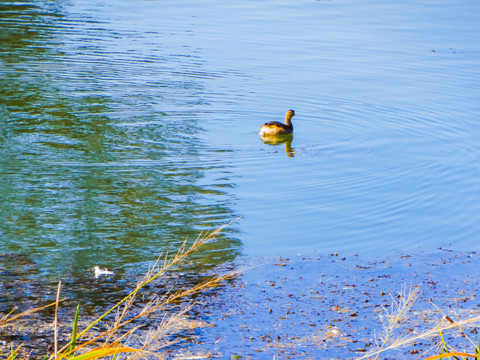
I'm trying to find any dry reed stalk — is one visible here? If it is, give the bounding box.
[360,314,480,359]
[54,281,62,359]
[357,287,480,360]
[126,306,192,360]
[429,301,479,351]
[63,269,242,358]
[6,344,23,360]
[357,285,420,360]
[1,301,60,360]
[49,222,240,359]
[0,302,58,328]
[75,225,228,343]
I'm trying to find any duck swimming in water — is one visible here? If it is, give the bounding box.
[259,110,295,136]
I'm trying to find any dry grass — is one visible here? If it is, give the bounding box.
[357,285,480,360]
[4,225,480,359]
[1,223,243,360]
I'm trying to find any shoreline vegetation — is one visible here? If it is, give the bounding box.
[1,225,243,360]
[1,226,480,359]
[359,285,480,360]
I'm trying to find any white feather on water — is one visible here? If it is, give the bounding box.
[94,266,113,278]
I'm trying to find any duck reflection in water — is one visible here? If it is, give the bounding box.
[260,133,295,157]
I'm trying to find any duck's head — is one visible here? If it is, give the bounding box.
[286,109,295,119]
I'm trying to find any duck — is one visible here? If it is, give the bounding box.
[259,110,295,136]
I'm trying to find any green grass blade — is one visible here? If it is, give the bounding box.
[438,326,446,360]
[438,326,464,360]
[477,327,480,360]
[439,327,447,350]
[69,303,80,358]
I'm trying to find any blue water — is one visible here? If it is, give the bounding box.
[195,0,480,255]
[1,0,480,281]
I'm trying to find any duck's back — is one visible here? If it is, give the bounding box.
[260,121,292,135]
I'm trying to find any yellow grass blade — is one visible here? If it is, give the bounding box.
[60,346,139,360]
[424,352,478,359]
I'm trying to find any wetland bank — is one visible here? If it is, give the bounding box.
[3,243,480,359]
[1,0,480,358]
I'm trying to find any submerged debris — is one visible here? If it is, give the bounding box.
[174,249,480,359]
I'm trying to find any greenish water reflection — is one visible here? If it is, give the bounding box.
[0,0,240,300]
[3,0,480,315]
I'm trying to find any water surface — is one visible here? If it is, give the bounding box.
[1,0,480,300]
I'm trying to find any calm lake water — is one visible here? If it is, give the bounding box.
[1,0,480,298]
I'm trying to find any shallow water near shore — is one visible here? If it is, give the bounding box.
[180,249,480,359]
[1,0,480,353]
[4,249,480,359]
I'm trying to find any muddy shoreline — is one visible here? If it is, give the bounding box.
[176,248,480,359]
[2,249,480,359]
